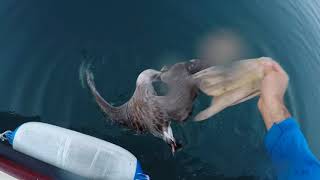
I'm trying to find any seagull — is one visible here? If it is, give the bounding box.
[84,57,267,153]
[85,59,206,153]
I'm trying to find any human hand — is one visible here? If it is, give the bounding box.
[258,58,291,130]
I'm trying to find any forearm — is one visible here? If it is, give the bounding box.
[258,98,291,130]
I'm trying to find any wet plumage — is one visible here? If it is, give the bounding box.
[84,57,267,153]
[85,61,203,153]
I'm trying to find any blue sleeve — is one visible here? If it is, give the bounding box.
[265,117,320,180]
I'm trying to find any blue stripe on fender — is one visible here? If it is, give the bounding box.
[134,161,150,180]
[6,126,19,145]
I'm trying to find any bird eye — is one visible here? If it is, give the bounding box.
[152,80,169,96]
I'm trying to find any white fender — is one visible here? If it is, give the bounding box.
[5,122,148,180]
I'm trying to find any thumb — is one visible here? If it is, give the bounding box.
[262,62,275,76]
[259,57,275,75]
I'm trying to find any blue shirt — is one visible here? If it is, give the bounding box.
[265,117,320,179]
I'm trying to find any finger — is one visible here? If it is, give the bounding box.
[272,61,287,76]
[269,62,289,84]
[263,63,274,75]
[259,57,285,73]
[259,57,275,67]
[259,57,275,70]
[259,59,276,76]
[258,57,288,78]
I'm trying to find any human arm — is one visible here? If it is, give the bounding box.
[258,58,320,179]
[258,58,291,129]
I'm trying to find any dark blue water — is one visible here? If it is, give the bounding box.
[0,0,320,179]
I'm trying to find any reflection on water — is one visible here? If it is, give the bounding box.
[0,0,320,179]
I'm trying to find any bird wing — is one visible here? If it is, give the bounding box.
[192,58,265,121]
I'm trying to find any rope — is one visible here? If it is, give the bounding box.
[0,130,12,142]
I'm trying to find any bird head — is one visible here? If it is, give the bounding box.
[136,69,161,85]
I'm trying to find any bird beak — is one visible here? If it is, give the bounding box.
[170,141,177,155]
[168,140,183,155]
[163,126,182,155]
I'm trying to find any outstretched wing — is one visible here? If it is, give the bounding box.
[192,58,265,121]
